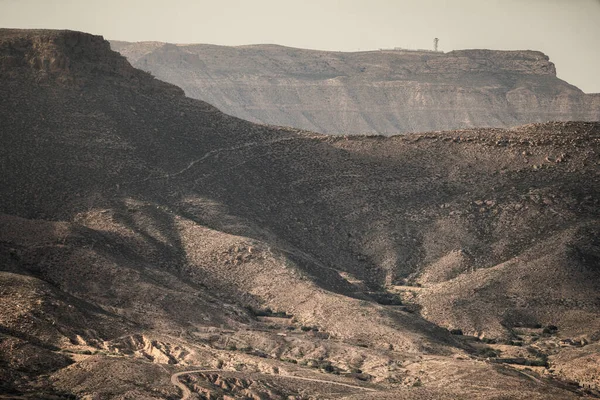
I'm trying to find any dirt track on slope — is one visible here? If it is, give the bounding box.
[171,369,377,400]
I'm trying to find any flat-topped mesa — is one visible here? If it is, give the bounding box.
[111,41,598,135]
[438,50,556,75]
[0,29,183,95]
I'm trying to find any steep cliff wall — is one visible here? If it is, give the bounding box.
[0,29,183,96]
[111,41,600,135]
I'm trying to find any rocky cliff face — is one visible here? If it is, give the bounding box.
[0,29,183,96]
[111,41,600,134]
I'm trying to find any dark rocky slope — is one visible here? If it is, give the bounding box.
[1,29,600,398]
[112,40,600,135]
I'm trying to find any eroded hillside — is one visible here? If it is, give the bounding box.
[111,40,600,135]
[1,29,600,399]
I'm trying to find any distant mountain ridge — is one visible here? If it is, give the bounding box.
[111,40,600,135]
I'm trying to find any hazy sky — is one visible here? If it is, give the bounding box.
[1,0,599,92]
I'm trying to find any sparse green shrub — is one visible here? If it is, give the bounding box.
[372,293,403,306]
[65,349,94,355]
[250,350,268,358]
[350,372,371,381]
[272,310,291,318]
[322,362,335,373]
[524,348,548,367]
[233,363,244,371]
[246,306,266,317]
[477,347,499,358]
[300,326,312,332]
[527,347,540,356]
[543,325,558,335]
[526,359,548,367]
[316,360,335,373]
[246,306,292,318]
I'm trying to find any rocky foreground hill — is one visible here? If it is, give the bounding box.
[1,29,600,399]
[111,40,600,135]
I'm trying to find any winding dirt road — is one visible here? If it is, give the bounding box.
[171,369,221,400]
[171,369,377,400]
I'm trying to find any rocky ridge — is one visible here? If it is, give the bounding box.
[111,40,600,135]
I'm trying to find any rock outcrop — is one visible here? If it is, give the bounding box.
[111,41,600,134]
[0,29,183,96]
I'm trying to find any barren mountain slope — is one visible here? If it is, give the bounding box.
[1,29,599,399]
[111,40,600,135]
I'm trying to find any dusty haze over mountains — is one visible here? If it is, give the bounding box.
[1,28,600,399]
[112,41,600,135]
[1,0,600,93]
